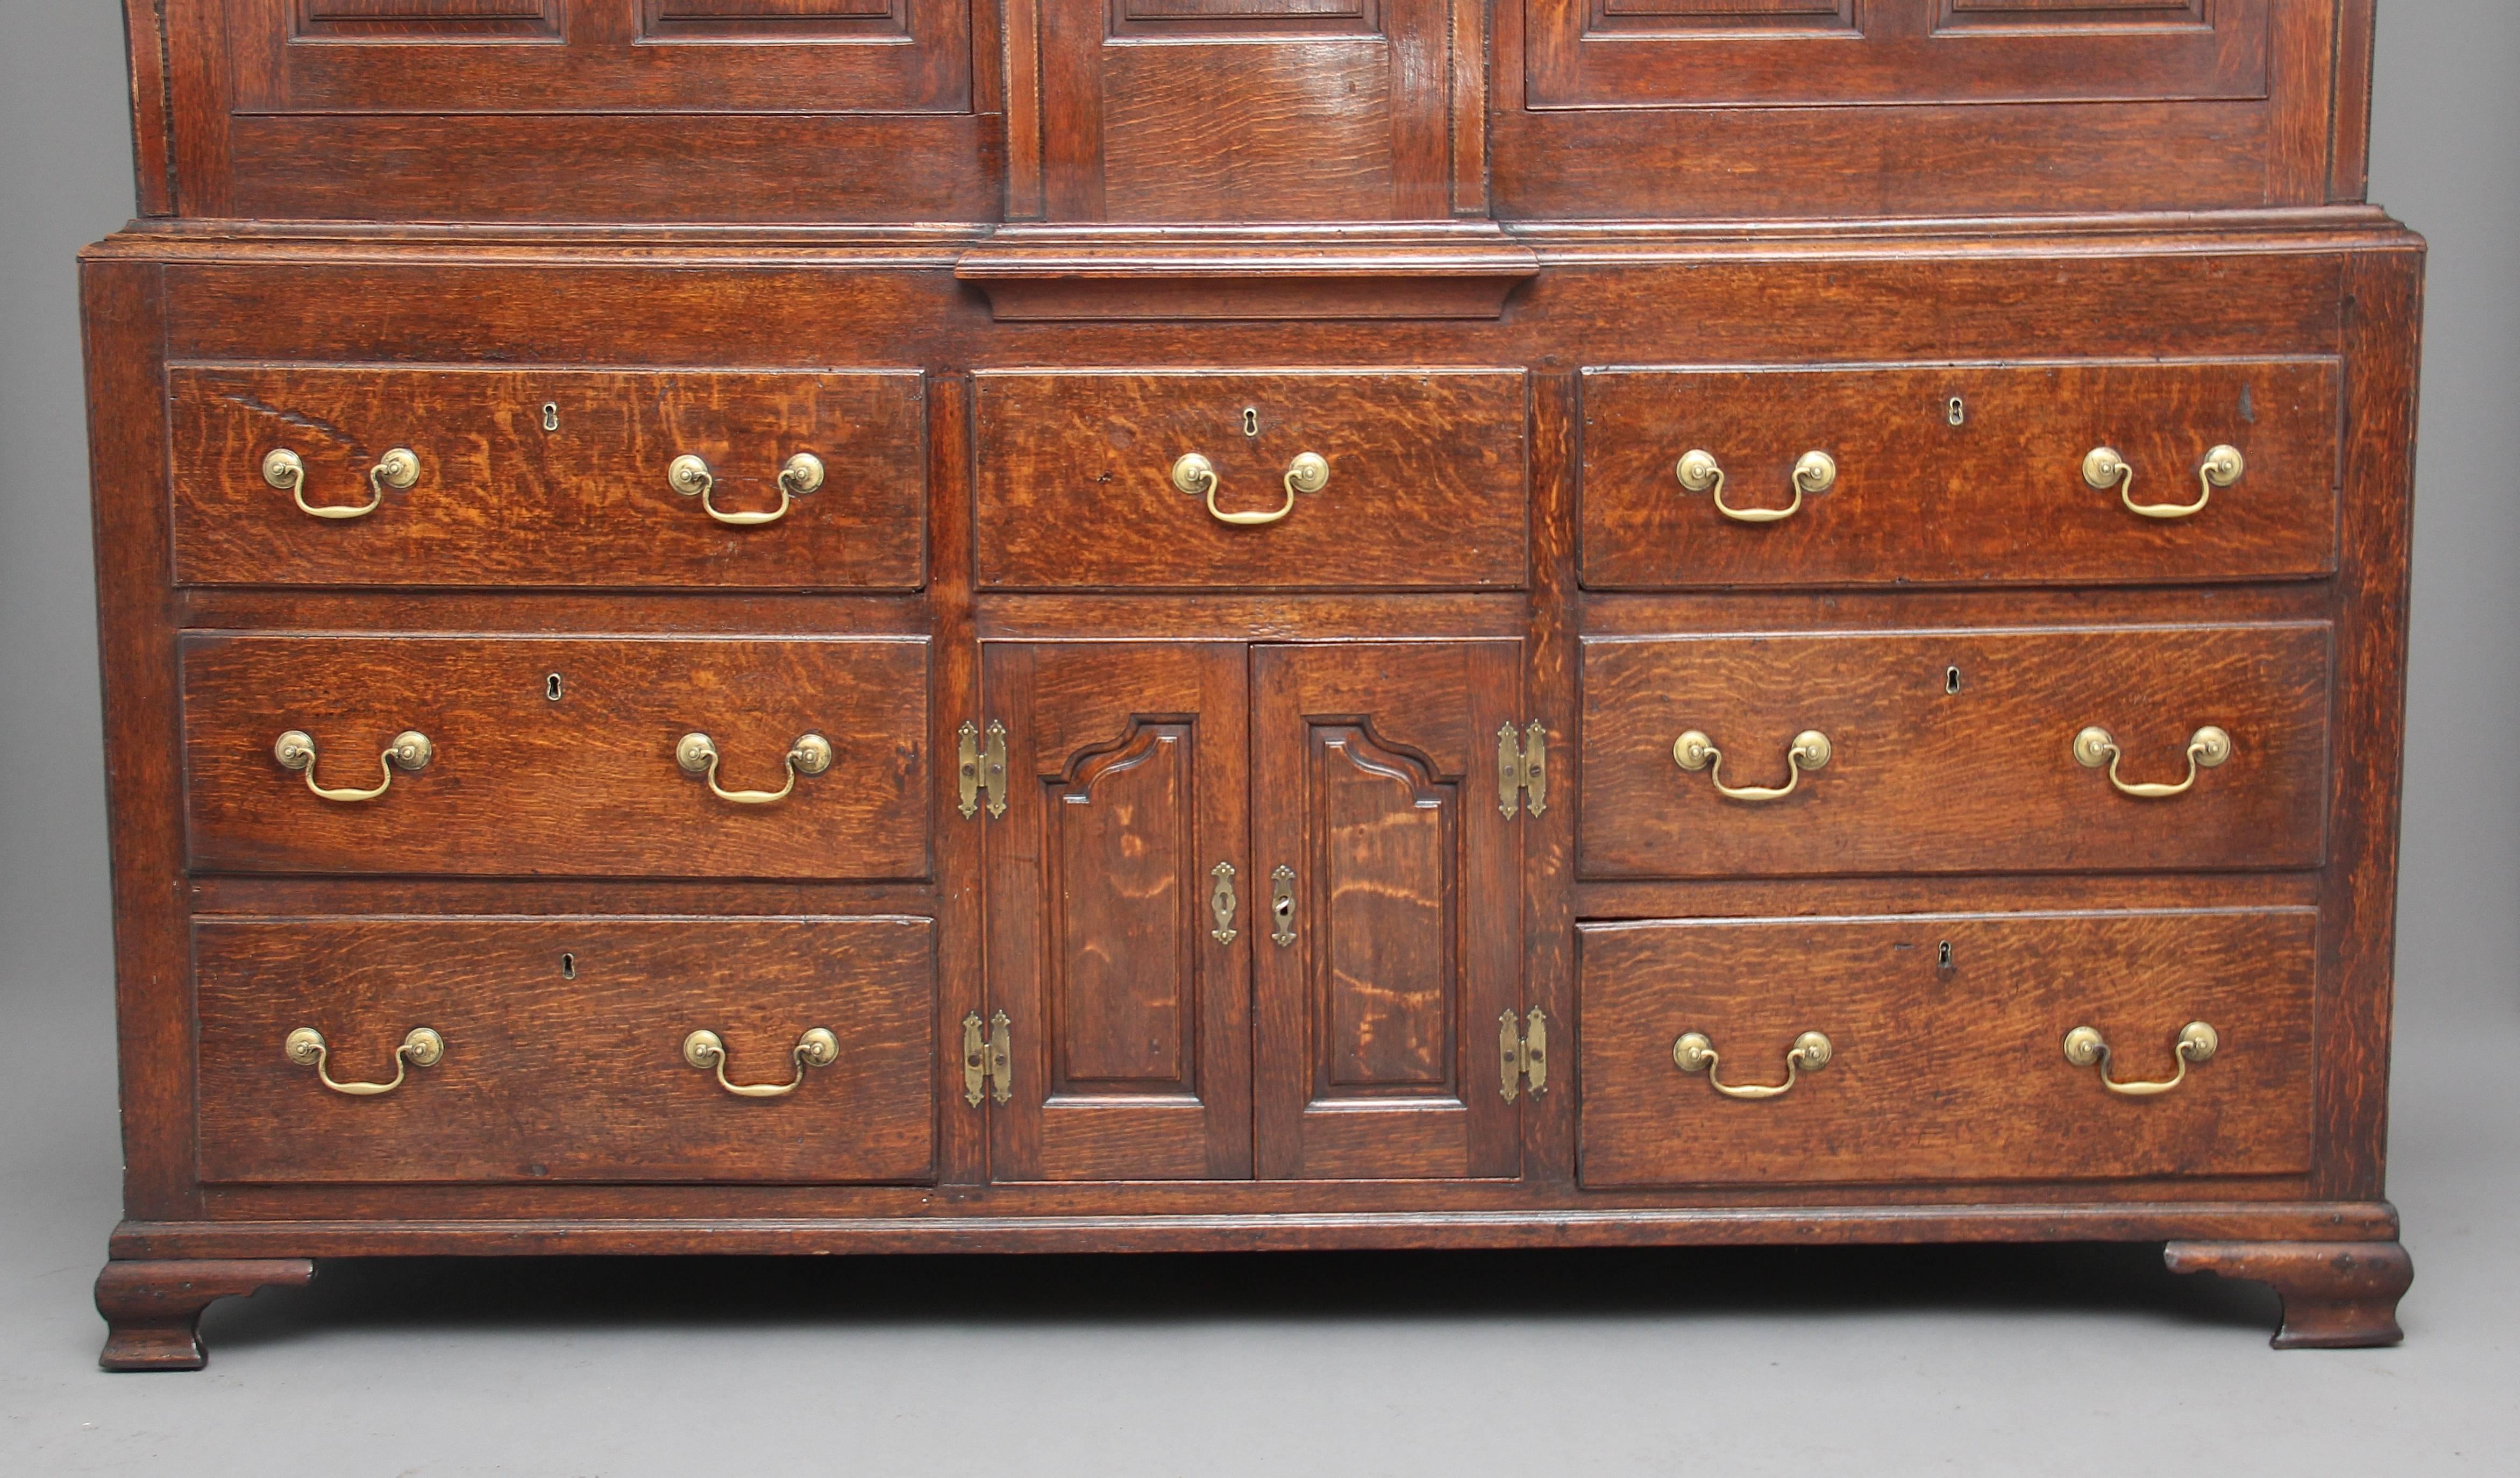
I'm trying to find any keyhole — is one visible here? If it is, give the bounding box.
[1242,408,1261,438]
[546,673,564,701]
[542,402,560,432]
[1938,941,1954,970]
[561,953,576,980]
[1947,396,1965,427]
[1945,666,1962,695]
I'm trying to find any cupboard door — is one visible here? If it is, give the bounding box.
[1251,641,1525,1179]
[981,642,1253,1180]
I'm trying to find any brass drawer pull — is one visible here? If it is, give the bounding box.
[262,446,420,521]
[1673,728,1831,801]
[1673,1029,1832,1100]
[667,452,824,527]
[1676,449,1835,524]
[2082,444,2244,520]
[272,728,433,803]
[675,731,832,806]
[284,1026,443,1097]
[2073,724,2231,799]
[681,1027,838,1098]
[1171,451,1329,527]
[2063,1020,2218,1097]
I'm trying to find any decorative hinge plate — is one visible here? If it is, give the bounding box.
[961,1010,1011,1106]
[1498,1006,1548,1102]
[1497,720,1547,819]
[957,719,1007,820]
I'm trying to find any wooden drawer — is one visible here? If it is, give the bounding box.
[181,635,929,879]
[1577,910,2317,1189]
[973,369,1528,589]
[195,917,936,1185]
[1579,360,2340,588]
[169,365,926,589]
[1579,623,2331,878]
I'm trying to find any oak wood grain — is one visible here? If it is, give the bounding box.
[1579,622,2333,878]
[181,635,931,879]
[193,917,936,1183]
[1578,910,2318,1186]
[169,366,926,589]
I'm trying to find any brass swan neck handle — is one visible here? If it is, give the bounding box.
[1673,1030,1833,1100]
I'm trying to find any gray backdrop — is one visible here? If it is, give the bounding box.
[2,4,2512,1472]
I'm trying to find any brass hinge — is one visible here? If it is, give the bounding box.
[957,720,1007,820]
[961,1010,1011,1106]
[1497,721,1547,819]
[1498,1006,1548,1102]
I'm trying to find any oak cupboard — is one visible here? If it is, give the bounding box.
[84,0,2417,1367]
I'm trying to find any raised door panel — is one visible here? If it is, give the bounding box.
[1251,641,1523,1179]
[229,0,970,113]
[981,642,1252,1181]
[1528,0,2267,109]
[1038,0,1455,218]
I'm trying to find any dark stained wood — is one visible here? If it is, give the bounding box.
[1578,911,2318,1187]
[84,261,200,1223]
[1579,359,2341,589]
[1579,622,2334,878]
[973,369,1529,589]
[180,635,930,879]
[82,0,2421,1356]
[2164,1239,2412,1347]
[981,642,1254,1179]
[169,366,926,589]
[194,916,936,1183]
[955,223,1540,322]
[106,1203,2403,1260]
[1251,641,1526,1179]
[95,1260,315,1370]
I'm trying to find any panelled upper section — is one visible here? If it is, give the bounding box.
[127,0,2376,222]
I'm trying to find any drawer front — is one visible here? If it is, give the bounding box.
[1577,910,2316,1189]
[1580,360,2340,588]
[1580,623,2330,878]
[169,366,926,589]
[195,917,936,1184]
[182,636,929,879]
[973,369,1528,589]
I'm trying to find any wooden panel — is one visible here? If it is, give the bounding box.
[1040,0,1453,220]
[195,917,935,1183]
[1101,44,1396,221]
[182,635,930,879]
[1578,910,2317,1186]
[1530,0,2267,107]
[1579,623,2331,878]
[229,0,969,114]
[169,366,926,591]
[1578,359,2340,589]
[1252,641,1523,1179]
[973,369,1528,590]
[983,642,1252,1181]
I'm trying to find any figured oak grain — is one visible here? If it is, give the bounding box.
[1577,909,2318,1188]
[194,916,936,1183]
[181,634,930,880]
